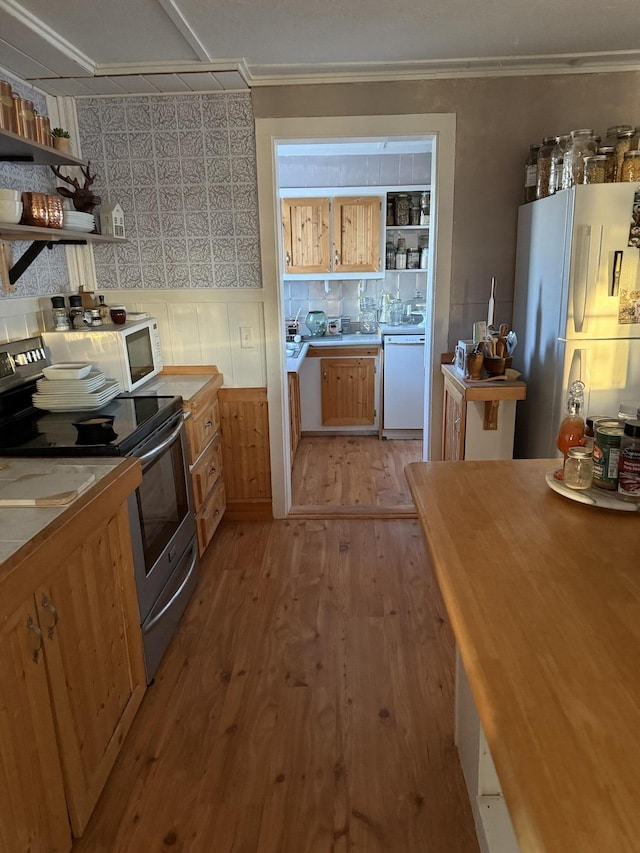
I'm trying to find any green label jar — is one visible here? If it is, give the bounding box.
[592,426,624,490]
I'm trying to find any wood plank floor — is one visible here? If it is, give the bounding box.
[73,519,479,853]
[291,437,423,512]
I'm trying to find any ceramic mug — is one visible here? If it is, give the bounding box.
[110,306,127,325]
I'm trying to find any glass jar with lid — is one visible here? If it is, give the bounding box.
[50,296,70,331]
[621,150,640,182]
[631,126,640,152]
[563,446,593,490]
[597,146,616,183]
[583,154,608,184]
[563,129,596,189]
[536,136,558,199]
[524,143,540,203]
[393,194,410,226]
[615,128,635,181]
[604,125,633,149]
[549,134,570,194]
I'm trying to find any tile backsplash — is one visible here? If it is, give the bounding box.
[76,91,262,290]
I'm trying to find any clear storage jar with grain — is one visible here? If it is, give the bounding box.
[524,144,540,203]
[597,146,616,183]
[621,150,640,182]
[615,129,635,181]
[394,194,411,226]
[583,155,608,184]
[549,135,570,194]
[536,136,557,199]
[604,124,633,149]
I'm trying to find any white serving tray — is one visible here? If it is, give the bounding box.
[545,469,640,512]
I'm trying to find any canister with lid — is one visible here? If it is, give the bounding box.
[12,95,35,140]
[385,240,396,270]
[592,423,624,490]
[406,247,420,269]
[564,129,596,189]
[621,150,640,182]
[615,129,635,181]
[550,135,570,194]
[618,419,640,502]
[536,136,557,199]
[394,194,410,226]
[597,146,616,183]
[583,155,608,184]
[0,79,16,133]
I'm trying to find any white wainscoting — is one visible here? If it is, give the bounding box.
[0,289,267,388]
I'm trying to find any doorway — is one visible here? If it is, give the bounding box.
[255,115,456,518]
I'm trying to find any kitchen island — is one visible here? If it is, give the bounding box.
[406,458,640,853]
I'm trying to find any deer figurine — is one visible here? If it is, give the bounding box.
[50,161,101,214]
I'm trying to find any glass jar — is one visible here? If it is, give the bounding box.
[395,244,407,270]
[524,144,540,203]
[406,247,420,269]
[386,200,394,226]
[394,194,410,226]
[564,129,596,189]
[592,425,624,490]
[615,129,635,181]
[536,136,557,199]
[419,191,430,224]
[68,294,85,328]
[359,297,377,333]
[604,124,633,149]
[305,310,327,337]
[410,205,420,226]
[563,447,593,490]
[50,296,70,331]
[583,155,608,184]
[631,126,640,152]
[597,146,616,183]
[618,419,640,502]
[550,135,570,194]
[621,150,640,182]
[385,240,396,270]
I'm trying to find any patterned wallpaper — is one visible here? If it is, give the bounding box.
[0,69,68,299]
[76,91,262,290]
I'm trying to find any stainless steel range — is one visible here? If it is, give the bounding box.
[0,336,198,682]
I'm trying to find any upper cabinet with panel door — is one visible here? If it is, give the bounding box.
[281,194,383,279]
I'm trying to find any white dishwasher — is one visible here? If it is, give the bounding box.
[382,333,425,437]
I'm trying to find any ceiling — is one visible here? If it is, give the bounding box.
[1,0,639,96]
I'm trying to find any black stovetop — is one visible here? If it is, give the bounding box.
[0,392,183,457]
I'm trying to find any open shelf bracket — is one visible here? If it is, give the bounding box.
[6,238,89,286]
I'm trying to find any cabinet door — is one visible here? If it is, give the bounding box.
[333,196,381,273]
[288,371,301,466]
[38,504,146,836]
[0,600,71,853]
[281,198,330,274]
[442,378,466,461]
[321,357,376,426]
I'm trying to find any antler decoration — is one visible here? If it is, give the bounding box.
[50,161,102,214]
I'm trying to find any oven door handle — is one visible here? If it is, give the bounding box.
[136,420,184,466]
[144,543,198,633]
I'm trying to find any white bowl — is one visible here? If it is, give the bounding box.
[0,201,23,224]
[42,363,93,380]
[0,188,20,201]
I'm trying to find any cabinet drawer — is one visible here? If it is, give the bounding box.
[185,397,220,463]
[190,433,223,511]
[196,478,226,555]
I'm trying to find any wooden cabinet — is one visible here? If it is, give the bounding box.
[321,356,376,426]
[0,460,145,850]
[441,364,527,460]
[282,195,381,277]
[332,196,380,273]
[288,371,301,466]
[173,370,226,555]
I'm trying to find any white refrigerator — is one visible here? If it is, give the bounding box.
[513,183,640,458]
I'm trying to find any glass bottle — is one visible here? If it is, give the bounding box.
[550,135,570,194]
[97,294,111,323]
[536,136,557,199]
[524,144,540,203]
[563,129,596,189]
[556,380,586,476]
[563,447,593,490]
[614,128,635,181]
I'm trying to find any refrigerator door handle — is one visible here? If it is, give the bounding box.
[573,225,602,334]
[611,250,623,296]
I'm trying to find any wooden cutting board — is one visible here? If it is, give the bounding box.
[0,468,96,507]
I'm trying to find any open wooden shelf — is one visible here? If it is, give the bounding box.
[0,221,125,243]
[0,127,86,166]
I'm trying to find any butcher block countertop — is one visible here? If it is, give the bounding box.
[406,458,640,853]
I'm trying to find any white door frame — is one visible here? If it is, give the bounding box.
[255,114,456,518]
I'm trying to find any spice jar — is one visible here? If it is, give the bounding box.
[550,135,570,194]
[524,144,540,203]
[621,150,640,182]
[592,424,624,490]
[394,194,410,226]
[0,79,16,133]
[536,136,557,199]
[583,155,608,184]
[50,296,70,331]
[563,446,593,490]
[69,294,85,328]
[614,129,635,181]
[564,129,596,189]
[618,419,640,502]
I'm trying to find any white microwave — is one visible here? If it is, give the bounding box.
[42,318,163,392]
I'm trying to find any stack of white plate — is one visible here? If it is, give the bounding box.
[63,210,95,233]
[33,370,121,411]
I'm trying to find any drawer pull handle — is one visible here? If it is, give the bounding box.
[26,616,44,663]
[208,465,217,476]
[41,595,59,639]
[205,420,213,429]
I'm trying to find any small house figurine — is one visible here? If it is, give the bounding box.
[99,201,125,238]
